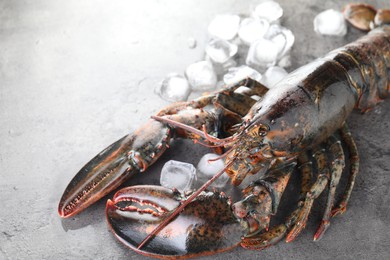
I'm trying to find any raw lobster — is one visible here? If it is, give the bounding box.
[58,4,390,259]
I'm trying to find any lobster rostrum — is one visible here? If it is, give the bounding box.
[59,4,390,259]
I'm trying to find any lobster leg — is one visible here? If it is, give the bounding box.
[314,136,345,241]
[239,152,314,250]
[285,148,330,242]
[221,77,269,96]
[297,152,315,197]
[332,123,360,217]
[200,77,270,135]
[241,129,351,248]
[240,224,287,250]
[233,163,296,245]
[153,77,270,142]
[240,206,306,250]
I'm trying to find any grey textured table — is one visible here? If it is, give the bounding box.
[1,0,389,259]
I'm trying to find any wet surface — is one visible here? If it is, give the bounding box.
[0,0,389,259]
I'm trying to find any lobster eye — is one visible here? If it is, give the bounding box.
[257,124,269,137]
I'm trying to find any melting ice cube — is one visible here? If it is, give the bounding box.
[223,65,262,85]
[238,18,270,45]
[253,0,284,23]
[261,66,288,87]
[264,24,295,59]
[185,60,218,91]
[314,9,347,36]
[196,153,229,189]
[277,53,291,68]
[208,14,241,40]
[205,39,238,64]
[156,74,191,102]
[246,38,279,69]
[160,160,197,192]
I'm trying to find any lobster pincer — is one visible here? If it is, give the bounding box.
[58,119,172,218]
[106,185,245,259]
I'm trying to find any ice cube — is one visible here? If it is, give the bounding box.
[264,24,294,59]
[185,60,218,91]
[208,14,241,40]
[160,160,197,192]
[277,53,291,68]
[246,38,279,69]
[261,66,288,87]
[223,65,262,85]
[205,39,238,64]
[238,18,270,45]
[196,153,229,189]
[314,9,347,36]
[155,74,191,102]
[253,0,284,23]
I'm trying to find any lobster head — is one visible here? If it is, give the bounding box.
[106,185,246,258]
[224,120,276,186]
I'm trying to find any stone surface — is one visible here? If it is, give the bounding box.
[0,0,389,260]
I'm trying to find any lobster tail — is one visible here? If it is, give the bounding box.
[341,4,390,111]
[330,26,390,112]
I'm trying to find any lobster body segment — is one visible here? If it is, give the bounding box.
[254,58,356,154]
[248,26,389,157]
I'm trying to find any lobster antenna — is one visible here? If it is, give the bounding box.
[151,115,240,146]
[201,125,240,145]
[207,143,238,162]
[193,139,230,148]
[151,115,206,139]
[137,160,234,250]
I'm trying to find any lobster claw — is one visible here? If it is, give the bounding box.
[58,134,137,218]
[106,185,246,258]
[58,119,171,218]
